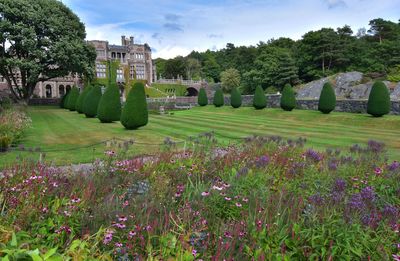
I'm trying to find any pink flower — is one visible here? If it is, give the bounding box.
[235,202,242,207]
[118,215,128,222]
[374,167,383,175]
[115,242,123,248]
[63,210,71,217]
[393,254,400,261]
[212,185,223,191]
[242,197,249,202]
[192,249,197,256]
[224,197,232,201]
[201,191,210,197]
[122,200,129,207]
[128,230,136,237]
[71,197,81,204]
[113,223,126,229]
[42,207,48,213]
[175,192,182,198]
[105,150,115,156]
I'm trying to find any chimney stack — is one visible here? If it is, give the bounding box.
[130,36,134,45]
[121,35,126,45]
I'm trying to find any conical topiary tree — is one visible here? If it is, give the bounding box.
[230,87,242,108]
[213,88,224,107]
[60,89,70,108]
[120,82,148,130]
[83,85,102,118]
[75,84,92,113]
[318,82,336,114]
[367,81,390,117]
[97,82,122,123]
[198,88,208,106]
[280,84,296,111]
[253,86,267,109]
[66,86,80,111]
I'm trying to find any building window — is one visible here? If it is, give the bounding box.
[116,69,124,81]
[96,63,107,78]
[136,64,145,79]
[59,85,65,96]
[45,85,52,98]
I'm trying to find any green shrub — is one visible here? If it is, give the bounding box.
[83,85,102,118]
[253,86,267,109]
[60,90,70,109]
[97,83,121,123]
[367,81,390,117]
[66,86,80,111]
[230,87,242,108]
[75,84,92,113]
[213,88,224,107]
[198,88,208,106]
[120,82,148,129]
[318,82,336,114]
[280,84,296,111]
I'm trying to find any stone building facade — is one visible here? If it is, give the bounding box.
[0,35,154,99]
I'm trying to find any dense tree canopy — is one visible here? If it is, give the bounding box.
[220,68,241,93]
[155,18,400,94]
[0,0,96,101]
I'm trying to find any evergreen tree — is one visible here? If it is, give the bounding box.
[253,86,267,109]
[120,82,148,129]
[60,89,70,108]
[318,82,336,114]
[230,87,242,108]
[75,84,92,113]
[97,82,121,123]
[280,84,296,111]
[198,88,208,106]
[83,85,102,118]
[367,81,390,117]
[66,86,80,111]
[213,88,224,107]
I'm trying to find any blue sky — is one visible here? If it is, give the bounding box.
[62,0,400,59]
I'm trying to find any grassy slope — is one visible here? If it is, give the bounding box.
[1,106,399,168]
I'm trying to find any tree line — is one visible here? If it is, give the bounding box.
[155,18,400,94]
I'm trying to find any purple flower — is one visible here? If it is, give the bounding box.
[255,155,270,168]
[333,178,346,193]
[367,140,385,153]
[360,186,375,203]
[388,161,400,171]
[309,193,324,206]
[305,149,322,162]
[348,194,366,211]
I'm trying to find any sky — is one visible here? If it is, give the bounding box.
[62,0,400,59]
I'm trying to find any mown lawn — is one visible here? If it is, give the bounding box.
[1,106,399,168]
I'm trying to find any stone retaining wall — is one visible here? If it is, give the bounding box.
[29,98,61,106]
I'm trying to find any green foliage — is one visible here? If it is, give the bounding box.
[220,68,241,93]
[367,81,391,117]
[253,86,267,109]
[213,88,224,107]
[280,84,296,111]
[230,87,242,108]
[120,82,148,129]
[60,90,70,109]
[0,0,96,101]
[83,85,102,118]
[151,83,187,97]
[318,82,336,114]
[66,86,80,111]
[97,83,121,123]
[198,88,208,106]
[387,65,400,82]
[75,84,92,113]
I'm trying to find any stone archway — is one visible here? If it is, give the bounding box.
[186,87,199,97]
[59,85,65,96]
[45,84,52,98]
[66,85,71,92]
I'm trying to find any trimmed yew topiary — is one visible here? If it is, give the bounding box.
[318,82,336,114]
[66,86,80,111]
[198,88,208,106]
[280,84,296,111]
[75,84,92,113]
[97,82,121,123]
[253,86,267,109]
[213,88,224,107]
[120,82,148,130]
[367,81,390,117]
[60,90,70,108]
[230,87,242,108]
[83,85,102,118]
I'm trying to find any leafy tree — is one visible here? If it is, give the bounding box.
[244,46,298,92]
[185,58,201,79]
[60,89,70,109]
[0,0,96,101]
[97,82,121,123]
[83,85,102,118]
[367,81,390,117]
[387,65,400,82]
[198,88,208,106]
[220,68,241,93]
[121,82,148,129]
[280,84,296,111]
[213,88,224,107]
[75,84,92,113]
[253,86,267,109]
[230,87,242,108]
[202,56,221,82]
[66,86,80,111]
[318,82,336,114]
[368,18,400,43]
[164,56,186,79]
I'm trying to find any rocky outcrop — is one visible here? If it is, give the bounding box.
[296,72,400,100]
